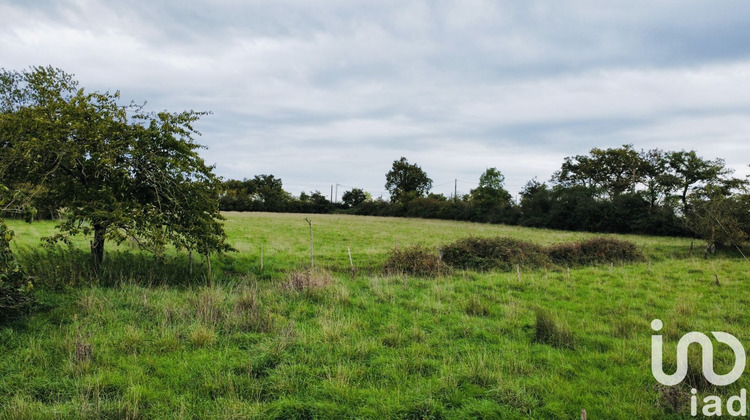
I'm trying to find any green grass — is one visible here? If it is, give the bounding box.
[1,212,749,418]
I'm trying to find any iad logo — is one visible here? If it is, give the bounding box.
[651,319,746,386]
[651,319,747,417]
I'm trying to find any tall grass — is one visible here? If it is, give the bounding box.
[0,213,748,418]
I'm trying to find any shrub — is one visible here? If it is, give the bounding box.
[533,309,575,349]
[0,221,33,320]
[577,237,643,265]
[545,242,581,266]
[546,237,642,266]
[383,245,447,277]
[441,237,549,271]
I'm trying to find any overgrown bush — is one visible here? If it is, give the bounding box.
[577,237,643,264]
[545,242,581,265]
[0,221,33,320]
[441,237,549,271]
[547,238,642,266]
[533,309,575,349]
[383,245,447,277]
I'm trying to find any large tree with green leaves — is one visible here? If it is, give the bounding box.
[553,144,645,197]
[470,168,512,208]
[0,66,232,266]
[662,150,739,211]
[341,188,369,208]
[384,157,433,204]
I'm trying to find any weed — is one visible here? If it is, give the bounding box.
[653,384,691,414]
[534,309,575,349]
[73,326,93,373]
[230,287,274,333]
[189,324,217,347]
[193,287,224,327]
[282,267,333,291]
[464,296,491,317]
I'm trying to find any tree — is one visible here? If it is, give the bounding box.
[686,187,748,252]
[640,148,671,207]
[342,188,369,208]
[251,174,291,211]
[471,168,512,207]
[0,66,232,266]
[664,150,737,211]
[384,157,433,204]
[553,145,645,197]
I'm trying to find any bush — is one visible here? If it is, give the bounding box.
[383,245,447,277]
[0,221,33,320]
[545,242,581,266]
[441,237,549,271]
[546,237,642,266]
[577,237,643,265]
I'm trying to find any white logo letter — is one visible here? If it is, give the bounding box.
[651,319,745,386]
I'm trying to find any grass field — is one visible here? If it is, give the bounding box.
[1,212,749,418]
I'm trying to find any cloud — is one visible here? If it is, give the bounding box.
[2,0,750,197]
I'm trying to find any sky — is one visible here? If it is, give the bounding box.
[2,0,750,200]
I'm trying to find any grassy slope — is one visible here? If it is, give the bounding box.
[1,212,748,419]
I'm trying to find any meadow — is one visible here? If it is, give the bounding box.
[1,212,749,419]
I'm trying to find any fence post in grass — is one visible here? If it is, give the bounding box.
[206,253,212,280]
[347,246,356,276]
[516,264,521,282]
[581,409,587,420]
[305,218,314,267]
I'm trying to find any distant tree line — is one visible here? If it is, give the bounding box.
[214,147,750,249]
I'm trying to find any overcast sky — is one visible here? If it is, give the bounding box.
[2,0,750,199]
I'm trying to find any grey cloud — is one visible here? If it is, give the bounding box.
[2,0,750,198]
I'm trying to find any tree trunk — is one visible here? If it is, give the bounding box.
[91,224,106,267]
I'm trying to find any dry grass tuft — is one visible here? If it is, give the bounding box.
[653,384,691,414]
[74,326,93,367]
[193,287,224,327]
[230,287,274,333]
[282,267,334,291]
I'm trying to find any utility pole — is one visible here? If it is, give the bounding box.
[331,185,334,203]
[454,179,457,201]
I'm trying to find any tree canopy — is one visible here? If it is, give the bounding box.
[0,66,232,265]
[384,157,433,204]
[342,188,369,208]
